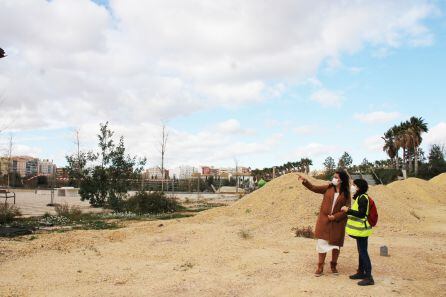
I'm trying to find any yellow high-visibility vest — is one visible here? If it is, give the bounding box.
[346,194,373,237]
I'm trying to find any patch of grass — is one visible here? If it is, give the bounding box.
[410,210,421,220]
[76,220,119,230]
[157,213,194,220]
[186,203,226,213]
[54,203,82,221]
[0,203,22,224]
[245,208,251,214]
[238,229,252,239]
[179,261,194,271]
[292,226,314,239]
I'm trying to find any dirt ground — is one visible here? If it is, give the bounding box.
[1,173,445,297]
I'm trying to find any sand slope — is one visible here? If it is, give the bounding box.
[1,173,445,297]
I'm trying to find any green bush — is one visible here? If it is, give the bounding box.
[416,163,446,180]
[373,168,401,184]
[123,191,183,214]
[0,203,22,224]
[54,203,83,221]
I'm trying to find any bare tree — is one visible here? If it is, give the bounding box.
[7,134,13,189]
[234,157,239,193]
[159,124,168,192]
[75,129,81,188]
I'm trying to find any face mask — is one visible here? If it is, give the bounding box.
[351,185,357,194]
[331,178,339,186]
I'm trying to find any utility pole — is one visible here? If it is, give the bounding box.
[159,124,168,192]
[7,135,12,189]
[75,129,81,188]
[234,158,239,193]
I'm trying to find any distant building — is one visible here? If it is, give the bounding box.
[200,166,219,176]
[170,165,198,179]
[0,157,10,175]
[56,167,69,180]
[38,159,56,176]
[144,167,170,180]
[8,156,57,177]
[26,158,39,176]
[11,156,35,177]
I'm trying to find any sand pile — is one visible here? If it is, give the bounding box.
[195,172,446,234]
[429,172,446,185]
[194,173,323,231]
[429,173,446,193]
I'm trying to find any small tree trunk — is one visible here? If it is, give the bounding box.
[403,148,406,171]
[414,145,419,176]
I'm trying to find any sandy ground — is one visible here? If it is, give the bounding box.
[1,173,445,297]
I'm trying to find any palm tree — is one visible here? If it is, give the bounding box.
[382,129,398,168]
[300,158,313,174]
[408,116,428,175]
[395,121,413,171]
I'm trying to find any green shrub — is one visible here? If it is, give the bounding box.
[54,203,83,221]
[416,163,446,180]
[123,191,183,214]
[373,168,401,184]
[0,203,22,224]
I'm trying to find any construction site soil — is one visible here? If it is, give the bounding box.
[1,173,445,296]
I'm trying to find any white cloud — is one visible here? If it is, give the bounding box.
[310,88,343,108]
[0,0,438,166]
[0,0,438,131]
[424,122,446,145]
[294,143,342,158]
[294,125,318,135]
[363,135,385,152]
[217,119,241,134]
[354,111,401,124]
[216,119,255,135]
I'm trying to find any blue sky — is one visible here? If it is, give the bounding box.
[1,0,445,171]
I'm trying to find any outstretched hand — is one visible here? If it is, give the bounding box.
[341,206,349,212]
[297,174,307,183]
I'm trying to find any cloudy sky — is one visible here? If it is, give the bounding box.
[0,0,445,170]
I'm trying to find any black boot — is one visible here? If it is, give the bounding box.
[349,269,366,280]
[358,276,374,286]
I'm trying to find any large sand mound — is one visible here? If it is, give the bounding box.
[195,173,321,228]
[429,172,446,185]
[195,173,446,234]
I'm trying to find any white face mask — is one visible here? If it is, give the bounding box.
[351,185,358,194]
[332,178,339,186]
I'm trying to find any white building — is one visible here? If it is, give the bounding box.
[38,159,56,176]
[170,165,198,179]
[144,167,169,180]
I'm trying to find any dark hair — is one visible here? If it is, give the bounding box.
[353,178,368,199]
[334,170,351,199]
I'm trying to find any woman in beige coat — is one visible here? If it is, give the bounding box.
[298,170,351,276]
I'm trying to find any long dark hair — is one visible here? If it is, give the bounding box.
[353,178,368,199]
[335,170,351,199]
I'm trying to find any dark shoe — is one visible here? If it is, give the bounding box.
[349,272,366,280]
[358,277,375,286]
[314,263,324,277]
[330,261,339,274]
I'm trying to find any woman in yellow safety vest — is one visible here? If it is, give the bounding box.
[341,178,374,286]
